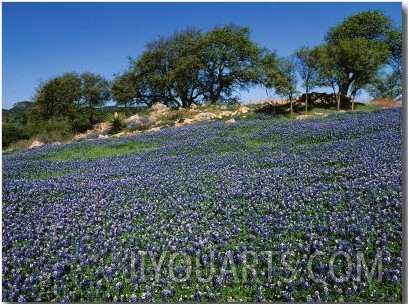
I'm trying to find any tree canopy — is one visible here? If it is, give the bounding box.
[29,72,110,132]
[111,70,139,112]
[195,25,264,104]
[320,10,395,98]
[365,26,402,100]
[273,56,298,114]
[4,9,402,150]
[294,46,320,112]
[81,72,110,125]
[27,10,402,127]
[325,10,394,43]
[386,26,403,76]
[112,25,267,108]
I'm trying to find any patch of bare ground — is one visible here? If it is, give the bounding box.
[296,115,313,120]
[369,98,402,108]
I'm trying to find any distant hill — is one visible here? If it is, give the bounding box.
[6,101,35,113]
[2,101,34,125]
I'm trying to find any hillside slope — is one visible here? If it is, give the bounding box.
[2,108,403,302]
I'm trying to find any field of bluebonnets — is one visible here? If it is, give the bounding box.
[2,108,402,302]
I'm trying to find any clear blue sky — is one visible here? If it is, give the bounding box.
[2,2,402,109]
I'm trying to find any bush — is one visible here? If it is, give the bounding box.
[72,115,91,133]
[26,119,74,143]
[5,139,33,151]
[2,123,30,149]
[166,109,184,121]
[108,113,127,134]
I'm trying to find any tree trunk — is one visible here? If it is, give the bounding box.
[305,89,308,113]
[337,93,341,111]
[186,98,194,109]
[290,98,293,114]
[341,75,356,97]
[331,84,341,112]
[89,112,95,126]
[210,86,223,105]
[350,88,358,112]
[340,85,349,97]
[210,94,218,105]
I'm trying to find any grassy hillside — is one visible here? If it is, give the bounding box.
[2,108,402,301]
[2,100,386,151]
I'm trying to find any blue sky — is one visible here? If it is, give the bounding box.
[2,2,402,109]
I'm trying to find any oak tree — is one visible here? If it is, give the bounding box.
[274,55,298,114]
[196,25,263,104]
[294,46,320,113]
[322,10,394,99]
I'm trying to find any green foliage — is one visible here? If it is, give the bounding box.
[2,102,34,149]
[366,70,402,100]
[5,11,402,151]
[294,46,320,89]
[116,28,203,109]
[81,72,110,124]
[196,24,264,104]
[111,71,139,111]
[30,72,82,122]
[319,10,395,98]
[259,50,280,88]
[27,118,74,143]
[2,101,76,149]
[378,26,403,100]
[108,113,127,135]
[94,105,150,122]
[4,139,33,151]
[29,72,110,134]
[386,27,402,76]
[313,36,390,111]
[324,10,393,43]
[2,123,30,149]
[47,141,159,161]
[294,46,320,112]
[2,101,33,124]
[71,115,91,133]
[114,24,265,108]
[273,56,298,114]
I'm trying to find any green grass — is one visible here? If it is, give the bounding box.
[33,171,67,180]
[2,102,383,158]
[48,141,159,161]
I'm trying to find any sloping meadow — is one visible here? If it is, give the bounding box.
[2,108,402,301]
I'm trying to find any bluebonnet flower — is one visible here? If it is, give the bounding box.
[2,108,402,301]
[160,289,173,301]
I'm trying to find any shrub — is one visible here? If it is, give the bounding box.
[2,123,30,149]
[25,119,74,144]
[166,109,185,121]
[5,139,33,151]
[72,116,91,133]
[108,113,127,134]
